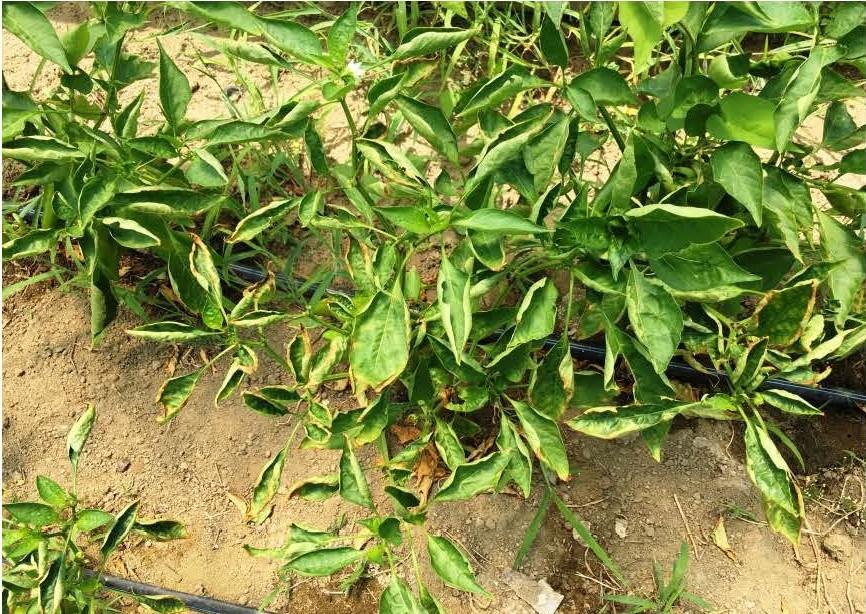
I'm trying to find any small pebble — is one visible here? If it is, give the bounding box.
[116,459,131,473]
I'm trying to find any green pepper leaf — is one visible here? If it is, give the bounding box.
[349,285,410,398]
[626,268,682,374]
[427,534,489,595]
[157,38,191,130]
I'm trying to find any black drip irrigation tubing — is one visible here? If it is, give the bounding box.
[228,262,866,410]
[89,572,272,614]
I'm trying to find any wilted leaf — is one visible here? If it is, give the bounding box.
[102,500,139,559]
[432,452,510,502]
[349,284,410,398]
[567,402,689,439]
[133,519,188,541]
[67,404,96,472]
[248,446,287,524]
[529,335,573,420]
[511,399,569,481]
[285,547,364,577]
[339,437,373,509]
[287,474,339,501]
[393,27,476,60]
[711,515,738,562]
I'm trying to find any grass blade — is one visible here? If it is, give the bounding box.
[552,491,627,587]
[513,484,552,569]
[2,269,62,300]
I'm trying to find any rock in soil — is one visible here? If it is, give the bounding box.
[501,569,564,614]
[822,533,851,562]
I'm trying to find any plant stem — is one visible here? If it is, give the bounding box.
[339,97,360,174]
[600,106,626,152]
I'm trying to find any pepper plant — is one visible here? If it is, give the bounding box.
[3,1,866,609]
[2,406,188,613]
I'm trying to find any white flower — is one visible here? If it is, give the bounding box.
[347,60,365,79]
